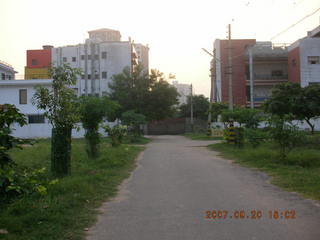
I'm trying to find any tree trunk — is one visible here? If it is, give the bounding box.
[51,127,72,177]
[305,119,315,134]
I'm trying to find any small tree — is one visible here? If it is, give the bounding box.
[79,96,119,158]
[268,116,305,162]
[210,102,228,122]
[0,104,27,168]
[121,110,146,142]
[32,64,81,177]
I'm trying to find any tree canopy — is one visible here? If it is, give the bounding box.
[108,66,179,121]
[179,94,209,120]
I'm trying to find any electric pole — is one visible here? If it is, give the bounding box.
[227,24,233,110]
[190,84,194,132]
[249,46,254,109]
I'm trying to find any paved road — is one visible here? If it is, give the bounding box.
[87,135,320,240]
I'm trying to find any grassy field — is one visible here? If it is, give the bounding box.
[0,137,147,240]
[184,132,223,141]
[209,142,320,201]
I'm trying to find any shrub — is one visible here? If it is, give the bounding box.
[104,125,127,147]
[245,128,269,148]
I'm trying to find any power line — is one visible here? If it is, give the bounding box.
[270,6,320,40]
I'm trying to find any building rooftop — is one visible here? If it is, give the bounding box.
[88,28,120,33]
[0,79,52,86]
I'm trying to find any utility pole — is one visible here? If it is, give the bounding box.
[190,84,194,132]
[249,46,254,109]
[227,24,233,110]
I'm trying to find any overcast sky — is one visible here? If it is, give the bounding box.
[1,0,319,96]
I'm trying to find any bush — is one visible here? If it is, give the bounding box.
[104,125,127,147]
[245,128,269,148]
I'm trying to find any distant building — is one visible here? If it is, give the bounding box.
[213,39,288,107]
[288,25,320,87]
[25,45,52,79]
[134,43,149,74]
[172,80,191,105]
[24,28,149,96]
[0,60,17,80]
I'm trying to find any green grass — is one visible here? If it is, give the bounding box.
[0,138,147,240]
[184,132,223,141]
[209,142,320,201]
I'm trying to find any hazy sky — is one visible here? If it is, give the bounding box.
[1,0,319,96]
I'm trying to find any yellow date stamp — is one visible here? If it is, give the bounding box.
[205,210,296,220]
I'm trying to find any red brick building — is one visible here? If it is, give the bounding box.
[213,39,288,107]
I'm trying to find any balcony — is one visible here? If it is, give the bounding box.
[246,74,288,86]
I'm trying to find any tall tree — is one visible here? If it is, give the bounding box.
[109,65,178,121]
[32,64,81,177]
[179,94,209,120]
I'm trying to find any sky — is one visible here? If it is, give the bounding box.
[1,0,320,97]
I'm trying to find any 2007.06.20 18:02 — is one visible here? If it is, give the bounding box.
[205,210,296,220]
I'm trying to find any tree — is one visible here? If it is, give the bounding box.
[79,96,119,158]
[179,94,209,120]
[264,82,301,118]
[264,82,320,134]
[210,102,228,122]
[32,64,81,177]
[109,66,179,121]
[121,110,146,141]
[293,84,320,134]
[0,104,27,168]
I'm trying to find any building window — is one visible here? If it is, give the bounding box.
[72,57,76,62]
[81,55,85,60]
[63,57,67,62]
[88,74,91,79]
[271,70,283,77]
[8,75,11,80]
[28,114,45,124]
[19,89,27,104]
[1,73,5,80]
[95,74,99,79]
[102,72,107,79]
[94,55,99,60]
[32,59,38,66]
[101,52,107,59]
[292,59,296,67]
[81,75,85,79]
[88,55,91,60]
[308,56,320,64]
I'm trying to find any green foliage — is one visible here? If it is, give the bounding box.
[0,104,27,167]
[245,128,269,148]
[268,116,306,162]
[109,65,179,121]
[179,94,210,120]
[79,96,119,158]
[264,82,320,134]
[0,166,57,203]
[32,64,81,129]
[121,110,146,142]
[104,125,128,147]
[221,107,263,128]
[210,102,228,122]
[32,64,81,176]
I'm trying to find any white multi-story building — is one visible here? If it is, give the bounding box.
[172,80,191,105]
[288,25,320,87]
[0,60,17,80]
[25,28,148,96]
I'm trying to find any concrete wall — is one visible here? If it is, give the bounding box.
[299,38,320,87]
